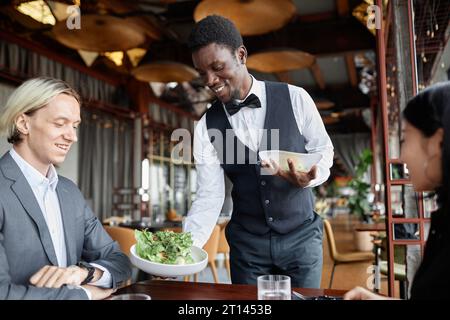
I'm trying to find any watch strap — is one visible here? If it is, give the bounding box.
[77,261,95,285]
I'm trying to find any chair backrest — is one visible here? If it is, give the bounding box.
[323,219,339,261]
[217,222,229,254]
[104,226,136,257]
[203,225,221,263]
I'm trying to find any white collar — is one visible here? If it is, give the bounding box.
[9,148,59,191]
[237,74,262,102]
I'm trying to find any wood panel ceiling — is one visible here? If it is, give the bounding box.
[0,0,377,135]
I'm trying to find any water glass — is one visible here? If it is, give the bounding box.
[110,293,151,300]
[257,275,291,300]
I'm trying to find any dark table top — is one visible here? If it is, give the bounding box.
[115,280,347,300]
[118,220,182,231]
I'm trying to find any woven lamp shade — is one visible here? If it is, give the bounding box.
[194,0,296,36]
[247,50,316,73]
[132,62,199,83]
[52,15,146,52]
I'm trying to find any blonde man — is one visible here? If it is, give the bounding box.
[0,77,131,300]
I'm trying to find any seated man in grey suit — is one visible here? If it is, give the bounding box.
[0,77,131,299]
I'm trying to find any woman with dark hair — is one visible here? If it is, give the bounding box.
[345,81,450,300]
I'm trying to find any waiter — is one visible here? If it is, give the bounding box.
[183,15,333,288]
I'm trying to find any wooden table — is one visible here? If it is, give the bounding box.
[354,222,386,232]
[115,280,346,300]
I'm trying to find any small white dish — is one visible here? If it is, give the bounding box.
[258,150,322,172]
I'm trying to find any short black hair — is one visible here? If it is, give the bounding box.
[188,15,243,53]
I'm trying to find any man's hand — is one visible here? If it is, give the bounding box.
[29,265,87,288]
[261,159,317,188]
[343,286,391,300]
[83,285,116,300]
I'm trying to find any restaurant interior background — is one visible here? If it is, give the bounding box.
[0,0,449,298]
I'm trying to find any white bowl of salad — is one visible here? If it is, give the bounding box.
[130,230,208,277]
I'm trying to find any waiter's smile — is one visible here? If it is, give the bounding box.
[211,84,225,94]
[192,43,249,103]
[210,81,232,100]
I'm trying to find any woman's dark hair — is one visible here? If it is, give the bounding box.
[403,82,450,137]
[403,81,450,216]
[187,15,243,53]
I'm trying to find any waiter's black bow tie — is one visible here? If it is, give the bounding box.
[225,93,261,116]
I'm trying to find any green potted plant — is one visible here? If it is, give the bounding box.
[348,148,373,223]
[348,149,374,251]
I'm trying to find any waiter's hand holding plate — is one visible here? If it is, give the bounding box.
[258,150,322,188]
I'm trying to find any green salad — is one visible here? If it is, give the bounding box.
[135,229,194,265]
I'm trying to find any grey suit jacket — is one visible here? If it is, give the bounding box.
[0,152,131,299]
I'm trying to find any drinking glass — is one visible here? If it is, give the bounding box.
[110,293,151,300]
[257,275,291,300]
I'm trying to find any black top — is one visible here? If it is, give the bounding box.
[410,208,450,299]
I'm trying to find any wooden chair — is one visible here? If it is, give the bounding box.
[376,236,408,298]
[104,226,136,257]
[184,225,221,283]
[104,226,137,285]
[217,221,230,279]
[323,219,375,288]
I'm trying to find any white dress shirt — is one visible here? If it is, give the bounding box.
[10,148,112,299]
[184,76,334,247]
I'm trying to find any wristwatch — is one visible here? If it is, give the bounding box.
[77,261,95,285]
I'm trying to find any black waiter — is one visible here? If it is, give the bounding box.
[184,15,334,287]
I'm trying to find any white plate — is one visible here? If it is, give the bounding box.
[258,150,322,172]
[130,244,208,277]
